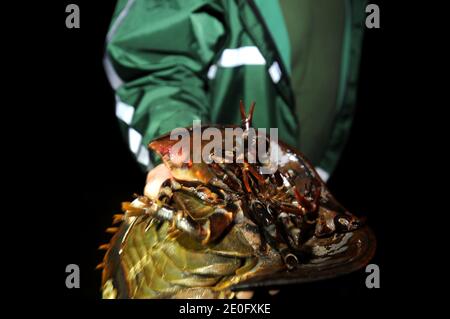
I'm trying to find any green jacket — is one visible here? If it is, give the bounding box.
[104,0,365,180]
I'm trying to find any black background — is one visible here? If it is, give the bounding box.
[17,0,422,311]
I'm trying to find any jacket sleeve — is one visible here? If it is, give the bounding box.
[318,0,366,177]
[104,0,225,169]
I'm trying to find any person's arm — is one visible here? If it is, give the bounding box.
[318,0,367,177]
[104,0,226,170]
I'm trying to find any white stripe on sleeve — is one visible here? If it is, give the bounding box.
[115,98,135,125]
[315,167,330,183]
[128,128,142,155]
[218,46,266,67]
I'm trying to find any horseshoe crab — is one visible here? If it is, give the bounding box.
[99,101,375,299]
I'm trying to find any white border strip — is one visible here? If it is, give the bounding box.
[128,128,142,155]
[115,98,134,125]
[104,0,136,90]
[208,46,282,84]
[315,167,330,183]
[136,145,150,167]
[104,55,124,90]
[218,46,266,68]
[268,61,282,83]
[106,0,136,43]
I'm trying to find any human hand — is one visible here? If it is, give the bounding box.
[144,163,172,200]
